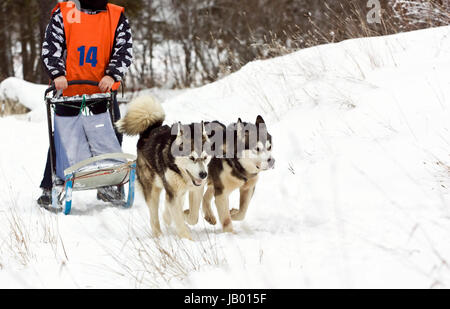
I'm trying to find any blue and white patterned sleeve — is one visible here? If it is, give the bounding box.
[105,13,133,82]
[42,8,67,80]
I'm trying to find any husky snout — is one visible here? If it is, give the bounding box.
[199,171,208,179]
[268,157,275,169]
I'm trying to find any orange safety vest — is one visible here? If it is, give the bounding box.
[52,1,123,96]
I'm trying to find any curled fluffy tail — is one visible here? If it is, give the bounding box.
[115,95,165,136]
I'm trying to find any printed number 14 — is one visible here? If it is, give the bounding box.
[77,46,98,67]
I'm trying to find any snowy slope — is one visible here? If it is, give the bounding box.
[0,26,450,288]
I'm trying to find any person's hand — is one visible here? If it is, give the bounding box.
[54,76,68,91]
[99,75,115,93]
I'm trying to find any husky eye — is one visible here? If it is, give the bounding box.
[255,147,261,152]
[189,156,196,162]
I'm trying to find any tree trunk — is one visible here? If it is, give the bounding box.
[0,2,14,81]
[37,0,54,83]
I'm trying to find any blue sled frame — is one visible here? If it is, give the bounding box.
[56,162,137,215]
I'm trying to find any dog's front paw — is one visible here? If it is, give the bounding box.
[204,214,217,226]
[152,228,162,238]
[183,209,191,221]
[184,210,198,225]
[230,209,245,221]
[179,231,193,241]
[230,208,239,216]
[222,218,234,233]
[223,225,235,234]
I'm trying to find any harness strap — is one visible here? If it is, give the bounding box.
[226,158,257,182]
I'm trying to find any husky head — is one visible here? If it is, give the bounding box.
[234,116,275,174]
[171,122,212,187]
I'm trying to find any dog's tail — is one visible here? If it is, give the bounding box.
[116,95,165,136]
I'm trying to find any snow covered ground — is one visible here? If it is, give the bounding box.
[0,25,449,288]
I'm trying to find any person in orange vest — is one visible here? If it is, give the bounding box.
[38,0,133,208]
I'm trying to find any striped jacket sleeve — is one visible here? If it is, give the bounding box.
[42,8,67,80]
[105,13,134,82]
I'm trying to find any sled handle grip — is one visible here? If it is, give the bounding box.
[44,80,100,97]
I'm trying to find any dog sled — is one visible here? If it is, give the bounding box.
[44,80,137,215]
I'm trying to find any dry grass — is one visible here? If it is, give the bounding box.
[5,207,35,266]
[254,1,449,60]
[392,0,450,30]
[109,222,227,288]
[0,99,30,117]
[0,178,68,269]
[1,206,68,267]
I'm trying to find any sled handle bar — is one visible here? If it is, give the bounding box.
[44,80,100,97]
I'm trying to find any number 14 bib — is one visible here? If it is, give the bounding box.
[53,1,124,96]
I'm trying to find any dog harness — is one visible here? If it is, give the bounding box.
[52,1,123,96]
[226,159,257,182]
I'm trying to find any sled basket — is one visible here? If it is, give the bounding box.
[64,153,136,191]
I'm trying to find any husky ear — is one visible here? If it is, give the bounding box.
[256,115,266,126]
[236,118,245,139]
[176,122,183,137]
[201,121,206,135]
[201,121,211,140]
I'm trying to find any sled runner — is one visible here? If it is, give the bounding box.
[44,80,137,215]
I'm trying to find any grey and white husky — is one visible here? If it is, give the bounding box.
[185,116,275,233]
[116,96,211,239]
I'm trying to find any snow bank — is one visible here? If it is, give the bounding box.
[0,26,449,288]
[0,77,48,122]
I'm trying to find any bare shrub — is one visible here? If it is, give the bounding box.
[253,1,446,59]
[0,99,30,117]
[5,207,34,266]
[0,179,68,268]
[392,0,450,30]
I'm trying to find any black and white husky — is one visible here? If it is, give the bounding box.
[116,96,211,239]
